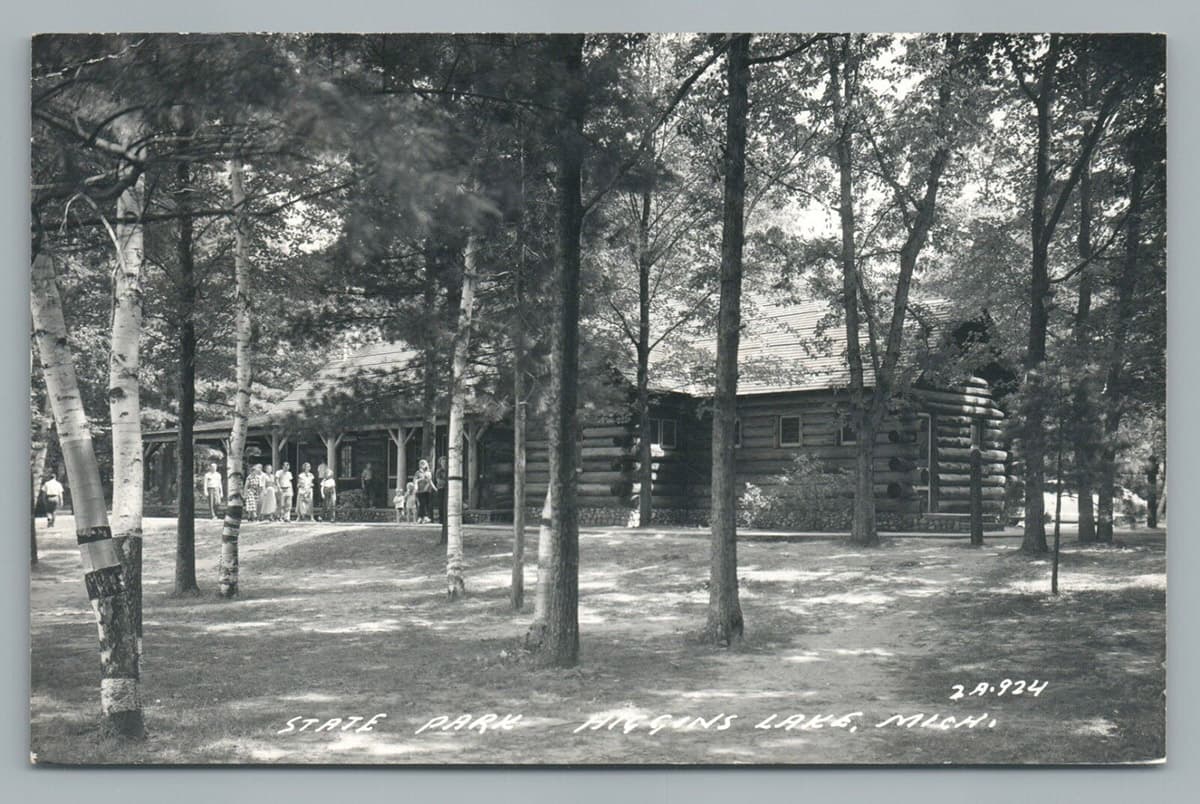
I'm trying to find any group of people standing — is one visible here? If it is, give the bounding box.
[203,461,339,523]
[394,456,446,525]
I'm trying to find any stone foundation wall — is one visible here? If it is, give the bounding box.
[146,503,1001,532]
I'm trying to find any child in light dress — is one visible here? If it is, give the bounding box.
[404,480,418,524]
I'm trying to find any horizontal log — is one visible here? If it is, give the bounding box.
[936,436,975,449]
[915,387,996,407]
[938,487,1006,500]
[938,447,1008,462]
[937,462,1006,476]
[924,401,1006,419]
[586,425,636,438]
[525,482,626,498]
[937,473,1006,486]
[582,445,636,459]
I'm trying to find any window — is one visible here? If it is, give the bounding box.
[733,418,742,449]
[338,443,354,478]
[838,424,858,446]
[971,419,984,448]
[649,417,678,449]
[779,415,802,447]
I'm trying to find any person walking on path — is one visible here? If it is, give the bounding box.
[277,462,294,521]
[203,463,224,519]
[40,472,64,528]
[296,462,315,521]
[321,467,337,522]
[436,455,449,541]
[414,459,435,524]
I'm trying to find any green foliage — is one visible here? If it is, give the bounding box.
[737,454,854,530]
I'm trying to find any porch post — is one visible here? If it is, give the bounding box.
[467,423,488,510]
[320,431,343,478]
[388,427,405,494]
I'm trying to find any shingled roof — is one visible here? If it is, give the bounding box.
[265,342,424,421]
[645,297,951,397]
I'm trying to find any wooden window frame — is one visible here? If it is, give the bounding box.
[650,417,678,450]
[838,423,858,446]
[778,414,803,448]
[338,443,354,478]
[971,418,984,448]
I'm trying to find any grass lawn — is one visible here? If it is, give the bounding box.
[29,516,1165,765]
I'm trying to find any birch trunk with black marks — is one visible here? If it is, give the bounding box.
[31,388,52,564]
[109,118,146,649]
[525,487,554,648]
[537,33,585,668]
[445,235,477,599]
[219,155,254,598]
[32,252,144,737]
[705,34,750,646]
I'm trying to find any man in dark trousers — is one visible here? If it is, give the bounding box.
[436,455,448,543]
[361,462,375,508]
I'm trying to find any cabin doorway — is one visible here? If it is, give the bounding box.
[914,413,934,513]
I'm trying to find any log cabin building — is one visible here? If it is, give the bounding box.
[143,300,1008,531]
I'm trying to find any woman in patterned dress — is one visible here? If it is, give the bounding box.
[244,464,262,521]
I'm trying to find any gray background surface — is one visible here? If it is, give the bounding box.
[4,1,1193,801]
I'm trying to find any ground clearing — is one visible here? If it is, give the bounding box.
[30,517,1165,765]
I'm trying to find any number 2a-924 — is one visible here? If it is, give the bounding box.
[949,679,1048,700]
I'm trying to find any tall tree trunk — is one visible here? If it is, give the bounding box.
[1019,46,1062,555]
[636,190,654,528]
[109,122,146,653]
[421,245,439,470]
[1072,69,1098,544]
[445,235,478,599]
[511,209,527,611]
[1096,140,1147,543]
[512,394,527,610]
[32,252,144,738]
[219,155,254,598]
[705,33,750,646]
[175,159,199,593]
[538,33,586,668]
[828,36,878,548]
